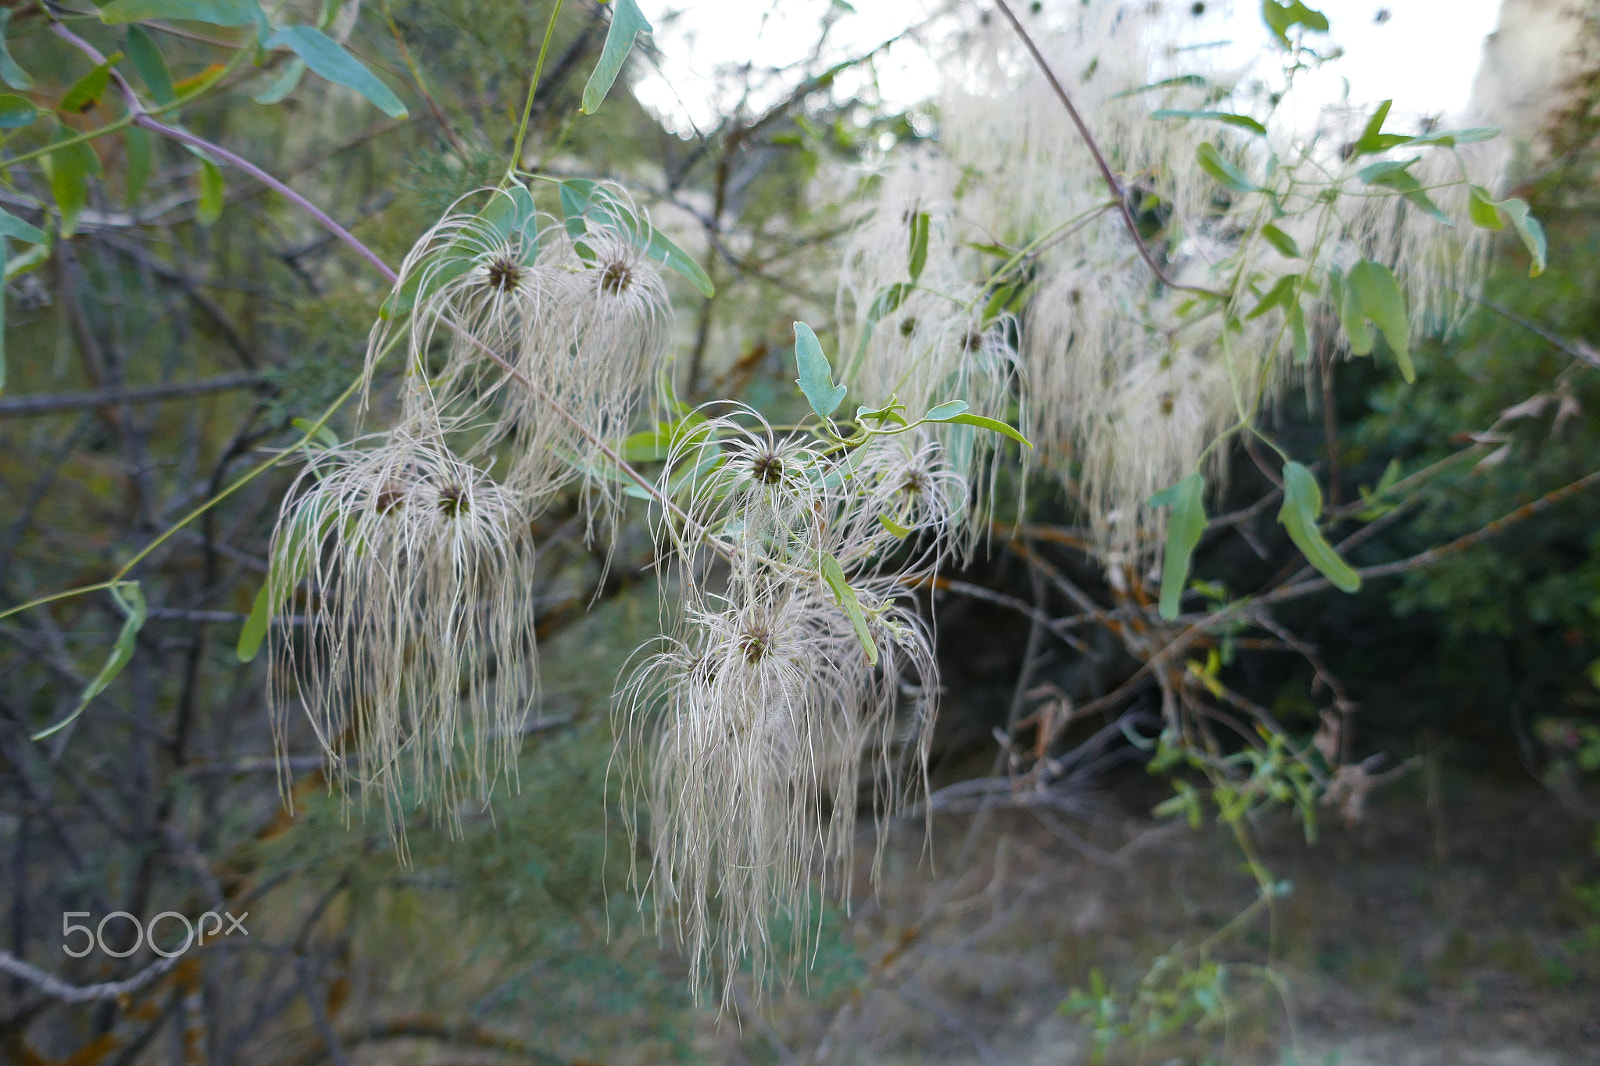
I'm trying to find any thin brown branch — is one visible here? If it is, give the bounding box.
[0,374,268,418]
[992,0,1223,298]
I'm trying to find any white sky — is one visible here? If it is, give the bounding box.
[631,0,1506,136]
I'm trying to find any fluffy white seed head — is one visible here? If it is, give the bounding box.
[266,432,538,844]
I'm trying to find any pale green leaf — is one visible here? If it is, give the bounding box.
[0,207,45,244]
[252,57,306,105]
[923,399,969,421]
[267,26,408,119]
[1196,141,1259,193]
[942,412,1032,448]
[100,0,266,31]
[126,25,175,106]
[581,0,652,114]
[1152,109,1267,136]
[196,158,224,225]
[1150,471,1205,621]
[1260,222,1299,258]
[819,551,878,666]
[1279,461,1360,593]
[1496,197,1547,277]
[0,10,33,90]
[1348,259,1413,383]
[0,92,34,128]
[33,583,147,740]
[61,57,119,115]
[1467,185,1503,230]
[907,209,929,281]
[794,320,846,419]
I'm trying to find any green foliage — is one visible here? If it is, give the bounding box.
[581,0,652,115]
[266,26,409,119]
[1151,471,1206,620]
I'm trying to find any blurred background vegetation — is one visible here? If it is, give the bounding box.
[0,1,1596,1063]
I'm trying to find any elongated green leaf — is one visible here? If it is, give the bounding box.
[1467,185,1503,230]
[1348,259,1412,382]
[941,412,1032,449]
[1196,142,1258,193]
[1278,462,1360,593]
[819,551,878,666]
[1260,222,1299,258]
[868,282,912,320]
[0,10,32,90]
[61,58,119,115]
[126,25,175,106]
[100,0,266,29]
[196,158,224,224]
[266,26,408,118]
[237,500,337,662]
[1247,273,1298,320]
[0,93,35,128]
[1150,471,1206,621]
[252,57,306,105]
[33,582,148,740]
[1152,109,1267,136]
[1403,126,1497,148]
[1113,74,1208,98]
[924,399,969,421]
[794,320,846,419]
[1287,297,1309,363]
[45,134,99,239]
[1358,157,1450,224]
[1329,268,1371,356]
[123,126,152,206]
[1496,197,1547,277]
[0,207,45,245]
[878,514,910,540]
[582,0,652,114]
[907,209,929,281]
[1350,99,1408,156]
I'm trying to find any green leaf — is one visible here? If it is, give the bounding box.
[1348,259,1413,383]
[907,209,929,281]
[1496,197,1547,277]
[1328,268,1369,355]
[252,57,306,105]
[868,282,913,321]
[941,412,1032,449]
[1113,74,1208,98]
[581,0,652,115]
[878,514,910,540]
[1152,109,1267,136]
[44,133,100,239]
[819,551,878,666]
[237,499,338,662]
[266,26,408,119]
[1278,462,1360,593]
[794,320,846,420]
[1287,297,1309,363]
[0,10,33,90]
[1196,142,1258,193]
[122,126,150,207]
[1246,273,1298,320]
[1357,157,1450,224]
[1150,471,1205,621]
[1350,99,1408,156]
[0,92,35,128]
[1262,0,1329,47]
[1260,223,1299,258]
[923,399,969,421]
[0,207,45,245]
[1467,185,1503,230]
[126,25,175,106]
[195,158,224,225]
[100,0,266,30]
[61,57,120,115]
[1403,126,1497,148]
[855,400,909,427]
[32,582,148,740]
